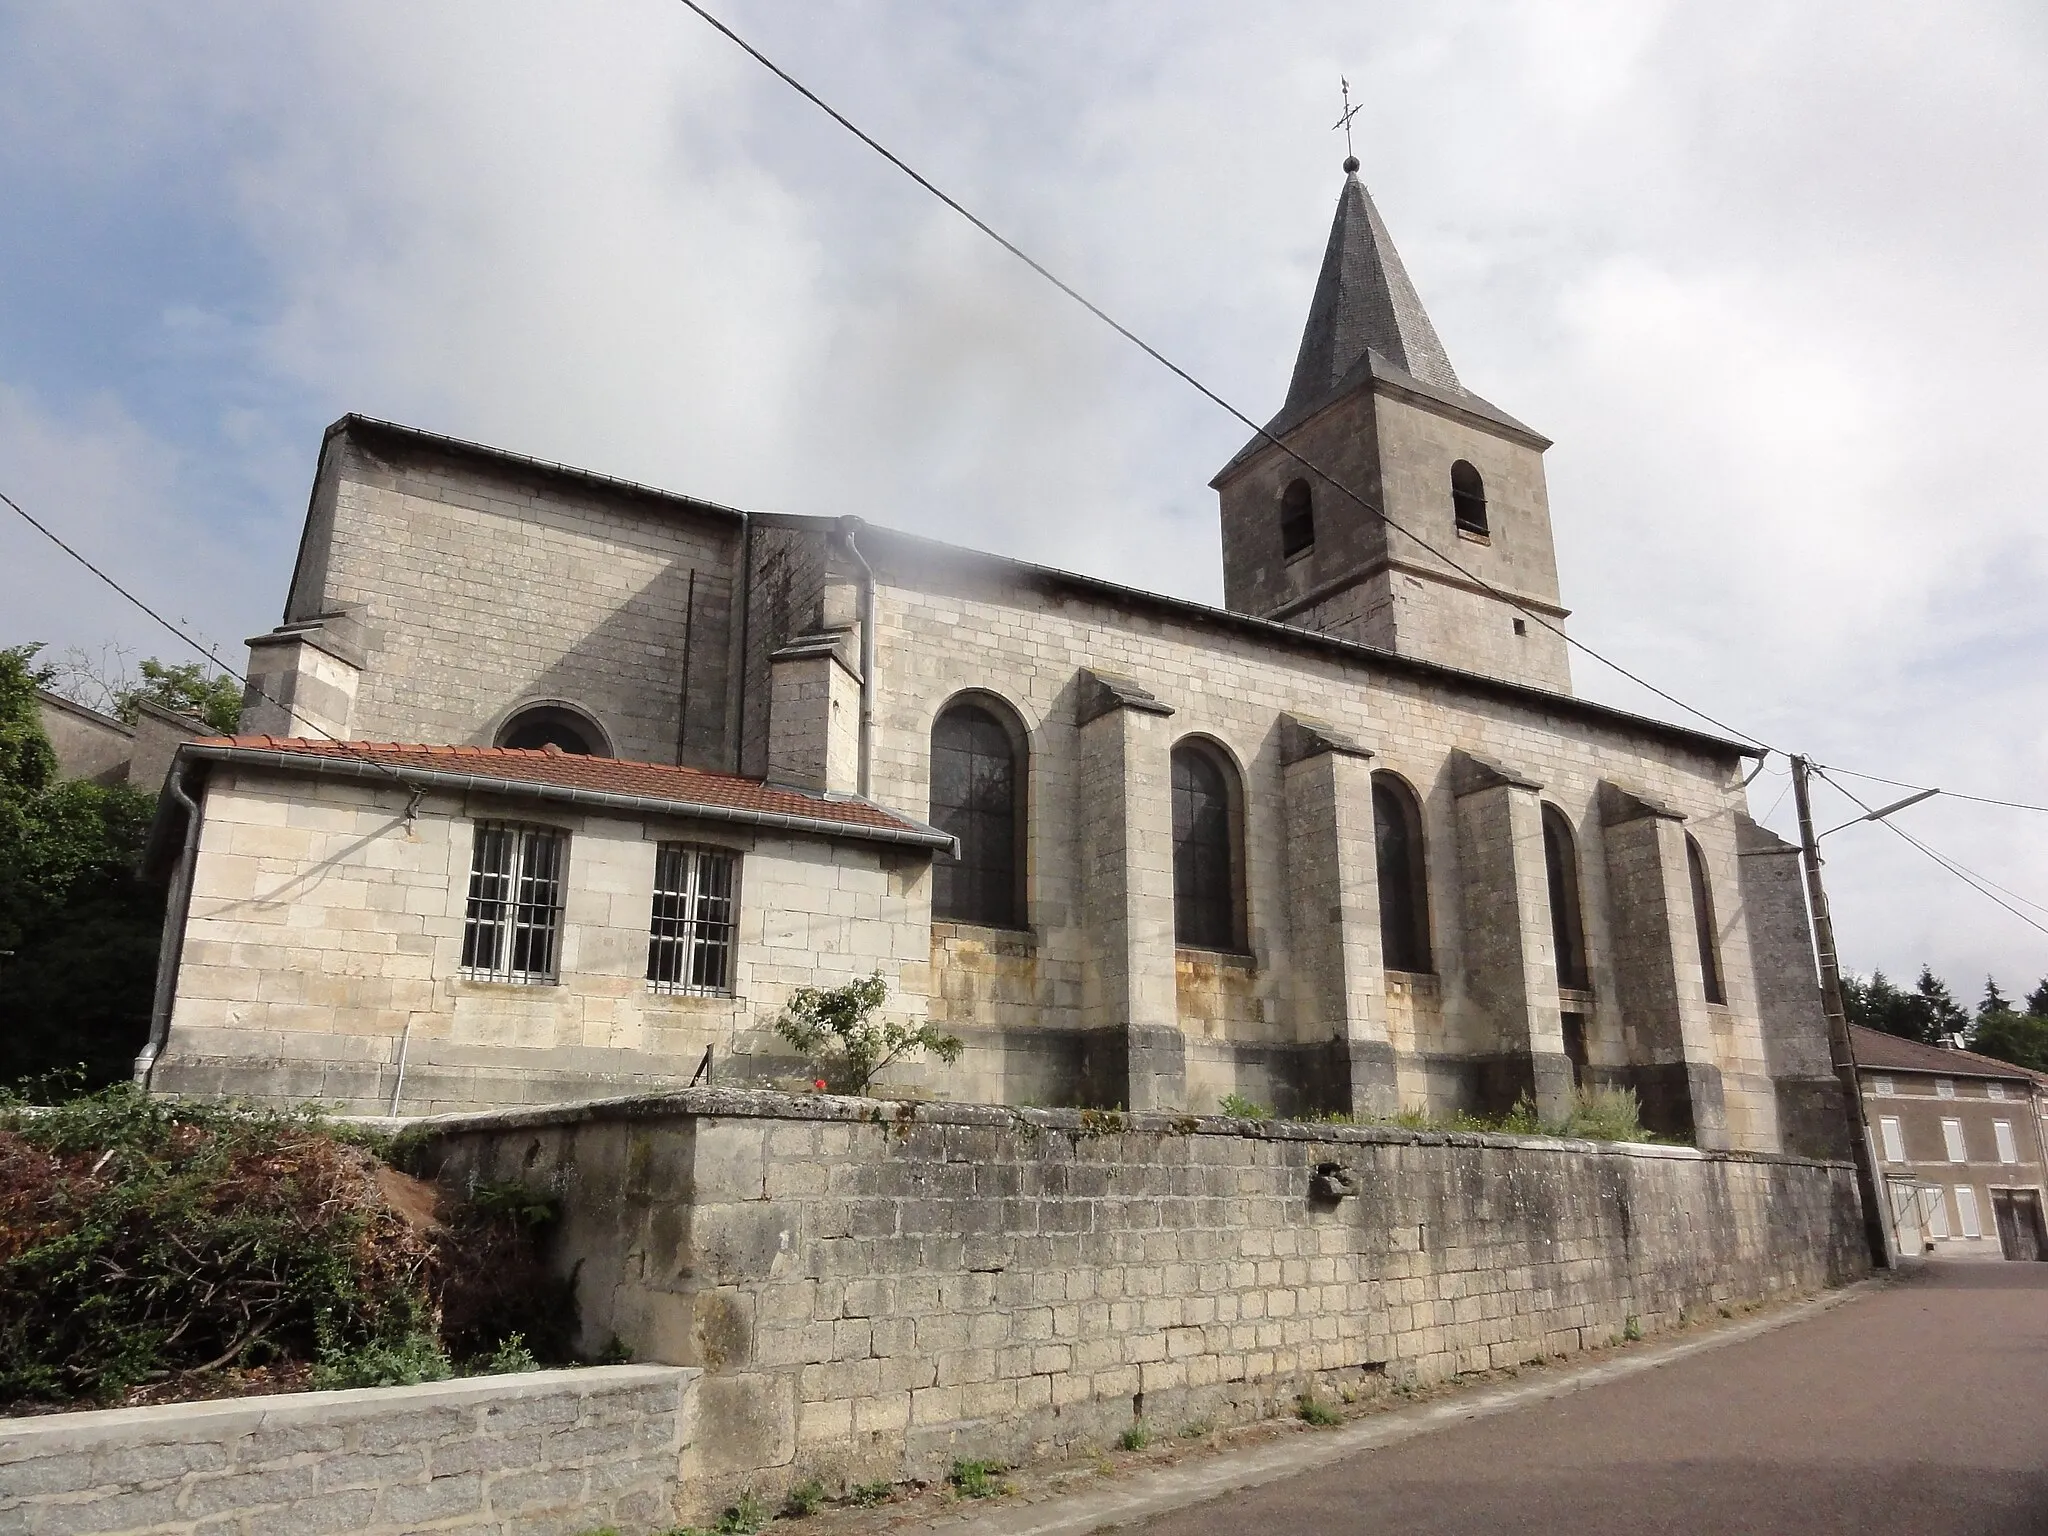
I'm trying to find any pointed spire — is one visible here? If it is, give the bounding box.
[1282,164,1459,415]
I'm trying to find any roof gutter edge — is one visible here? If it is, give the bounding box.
[175,744,958,855]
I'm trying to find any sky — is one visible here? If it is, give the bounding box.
[2,1,2045,996]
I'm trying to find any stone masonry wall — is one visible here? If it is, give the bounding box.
[415,1090,1868,1514]
[0,1365,696,1536]
[151,767,932,1115]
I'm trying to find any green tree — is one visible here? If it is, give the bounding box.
[1843,966,1969,1047]
[773,971,963,1096]
[116,658,241,735]
[0,644,164,1091]
[2027,978,2048,1019]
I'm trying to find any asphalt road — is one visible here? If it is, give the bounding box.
[1132,1261,2048,1536]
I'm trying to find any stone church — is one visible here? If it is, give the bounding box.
[138,164,1846,1158]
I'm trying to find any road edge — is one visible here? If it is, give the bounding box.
[942,1278,1887,1536]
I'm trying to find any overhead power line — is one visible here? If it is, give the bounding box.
[1814,768,2048,940]
[0,486,416,792]
[669,0,1777,756]
[1815,760,2048,817]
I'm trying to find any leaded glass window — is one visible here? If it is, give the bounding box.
[931,702,1023,927]
[1172,743,1238,950]
[1373,774,1432,974]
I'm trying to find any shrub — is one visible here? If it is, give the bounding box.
[1217,1093,1272,1120]
[1118,1421,1152,1450]
[774,972,962,1095]
[0,1088,438,1405]
[849,1480,896,1507]
[0,1085,577,1408]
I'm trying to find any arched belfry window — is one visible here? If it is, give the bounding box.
[497,703,608,756]
[1451,460,1488,537]
[930,698,1026,928]
[1172,740,1241,950]
[1686,834,1726,1005]
[1372,772,1432,973]
[1279,479,1315,559]
[1541,805,1589,991]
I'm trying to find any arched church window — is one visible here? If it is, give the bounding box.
[1172,740,1241,950]
[1451,460,1488,536]
[1279,479,1315,559]
[1542,805,1589,991]
[1686,834,1726,1005]
[1372,772,1432,973]
[930,698,1025,928]
[496,703,608,756]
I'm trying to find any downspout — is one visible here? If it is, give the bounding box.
[838,516,877,799]
[135,763,204,1089]
[733,513,754,775]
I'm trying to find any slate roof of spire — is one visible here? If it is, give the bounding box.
[1214,168,1543,483]
[1286,169,1460,409]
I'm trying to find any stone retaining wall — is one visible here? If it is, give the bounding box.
[0,1365,695,1536]
[412,1089,1868,1513]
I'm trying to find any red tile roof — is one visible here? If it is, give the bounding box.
[183,736,950,847]
[1850,1024,2039,1083]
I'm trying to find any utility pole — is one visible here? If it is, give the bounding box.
[1791,754,1892,1269]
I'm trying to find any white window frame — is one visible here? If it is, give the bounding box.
[646,842,740,996]
[1879,1116,1905,1164]
[1994,1120,2018,1164]
[1873,1075,1895,1097]
[1924,1186,1950,1239]
[1936,1078,1956,1099]
[460,822,568,985]
[1942,1117,1967,1163]
[1955,1185,1983,1239]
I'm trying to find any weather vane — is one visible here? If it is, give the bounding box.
[1332,76,1362,172]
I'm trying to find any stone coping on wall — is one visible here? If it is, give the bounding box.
[0,1365,695,1536]
[350,1086,1851,1171]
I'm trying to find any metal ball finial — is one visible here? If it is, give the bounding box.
[1343,155,1359,174]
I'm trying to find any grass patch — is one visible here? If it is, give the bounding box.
[1180,1419,1214,1438]
[1380,1086,1660,1144]
[1296,1394,1341,1427]
[1217,1094,1272,1120]
[949,1458,1011,1499]
[848,1480,896,1507]
[782,1478,826,1518]
[1117,1421,1152,1451]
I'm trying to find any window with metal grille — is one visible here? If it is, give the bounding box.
[1279,478,1315,558]
[461,822,566,983]
[1685,834,1726,1005]
[1987,1081,2007,1101]
[1873,1075,1895,1097]
[930,701,1024,928]
[1451,460,1488,536]
[1172,742,1240,950]
[1373,773,1433,974]
[646,843,738,995]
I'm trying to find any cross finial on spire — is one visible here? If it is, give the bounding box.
[1332,77,1362,174]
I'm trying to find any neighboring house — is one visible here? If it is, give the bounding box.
[137,163,1849,1152]
[37,689,206,794]
[1854,1025,2048,1261]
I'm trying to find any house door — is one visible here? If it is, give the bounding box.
[1992,1190,2047,1261]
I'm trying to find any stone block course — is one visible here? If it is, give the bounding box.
[0,1366,694,1536]
[418,1090,1866,1515]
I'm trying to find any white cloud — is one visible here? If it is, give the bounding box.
[1,0,2043,987]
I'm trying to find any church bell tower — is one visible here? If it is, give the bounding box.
[1212,158,1572,694]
